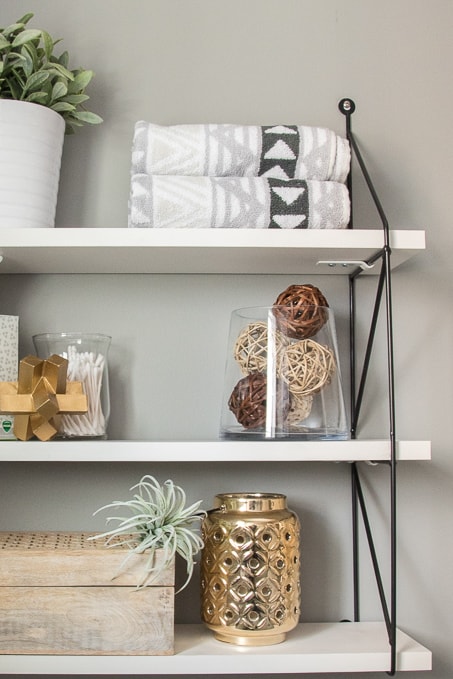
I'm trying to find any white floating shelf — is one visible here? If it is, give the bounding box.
[0,439,431,462]
[0,228,425,275]
[0,623,431,675]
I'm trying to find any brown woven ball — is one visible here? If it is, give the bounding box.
[273,284,329,339]
[234,322,289,375]
[280,339,336,396]
[228,372,291,429]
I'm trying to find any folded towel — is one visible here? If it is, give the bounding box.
[128,175,350,229]
[131,122,350,183]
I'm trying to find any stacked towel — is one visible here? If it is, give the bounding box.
[128,121,351,229]
[129,175,349,230]
[131,122,350,182]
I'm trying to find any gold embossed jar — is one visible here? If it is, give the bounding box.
[200,493,300,646]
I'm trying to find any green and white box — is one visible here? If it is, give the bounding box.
[0,315,18,439]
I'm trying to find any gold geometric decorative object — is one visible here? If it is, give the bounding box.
[0,354,88,441]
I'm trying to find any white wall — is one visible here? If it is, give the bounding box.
[1,1,451,677]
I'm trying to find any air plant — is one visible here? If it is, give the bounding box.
[90,475,205,591]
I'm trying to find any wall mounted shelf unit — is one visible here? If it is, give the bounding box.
[0,100,431,675]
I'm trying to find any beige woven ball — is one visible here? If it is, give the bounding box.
[234,322,289,375]
[286,393,313,424]
[280,339,336,396]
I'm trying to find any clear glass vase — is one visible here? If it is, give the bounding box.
[33,332,111,439]
[220,306,348,440]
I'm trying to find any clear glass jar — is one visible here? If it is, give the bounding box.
[220,306,348,440]
[33,332,111,439]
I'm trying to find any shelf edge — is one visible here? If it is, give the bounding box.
[0,623,432,675]
[0,439,431,462]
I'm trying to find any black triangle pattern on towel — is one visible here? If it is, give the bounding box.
[259,125,299,178]
[268,178,309,229]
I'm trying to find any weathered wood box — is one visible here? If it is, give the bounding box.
[0,531,175,655]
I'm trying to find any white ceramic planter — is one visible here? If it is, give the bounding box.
[0,101,65,228]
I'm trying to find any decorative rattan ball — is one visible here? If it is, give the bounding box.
[280,339,336,396]
[234,322,290,375]
[273,284,329,339]
[228,372,291,429]
[286,393,313,424]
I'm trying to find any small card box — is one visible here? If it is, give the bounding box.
[0,315,18,439]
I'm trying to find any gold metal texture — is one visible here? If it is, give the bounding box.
[201,493,300,646]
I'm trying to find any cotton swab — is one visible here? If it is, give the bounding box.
[59,346,107,437]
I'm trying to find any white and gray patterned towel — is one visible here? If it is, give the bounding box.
[129,175,350,229]
[131,122,350,183]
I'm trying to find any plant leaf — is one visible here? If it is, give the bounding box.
[68,69,94,93]
[21,41,38,70]
[25,90,50,104]
[3,23,25,37]
[58,50,69,68]
[20,45,34,77]
[41,30,54,61]
[62,93,89,105]
[5,75,21,98]
[51,80,67,101]
[0,34,11,50]
[42,62,74,80]
[23,70,50,93]
[12,29,42,48]
[50,101,75,113]
[16,13,35,27]
[9,66,26,92]
[6,51,27,68]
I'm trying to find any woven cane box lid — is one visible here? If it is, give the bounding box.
[0,531,174,587]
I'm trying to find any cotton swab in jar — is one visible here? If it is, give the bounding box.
[59,346,106,437]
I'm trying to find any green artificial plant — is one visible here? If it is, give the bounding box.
[91,475,205,591]
[0,12,102,133]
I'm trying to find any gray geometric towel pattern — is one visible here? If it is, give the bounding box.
[259,125,300,179]
[268,178,309,229]
[128,174,350,229]
[131,122,350,183]
[204,125,261,176]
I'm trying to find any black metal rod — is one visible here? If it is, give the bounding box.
[349,231,360,621]
[351,258,386,436]
[351,463,360,621]
[352,464,392,633]
[349,275,357,438]
[340,98,397,675]
[383,246,397,677]
[339,97,390,247]
[338,99,355,229]
[347,130,390,247]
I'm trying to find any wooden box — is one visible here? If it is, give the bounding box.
[0,531,175,655]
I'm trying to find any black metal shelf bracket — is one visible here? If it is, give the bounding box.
[339,98,397,676]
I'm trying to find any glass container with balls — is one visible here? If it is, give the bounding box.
[219,285,348,440]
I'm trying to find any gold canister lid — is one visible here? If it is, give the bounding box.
[213,493,287,513]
